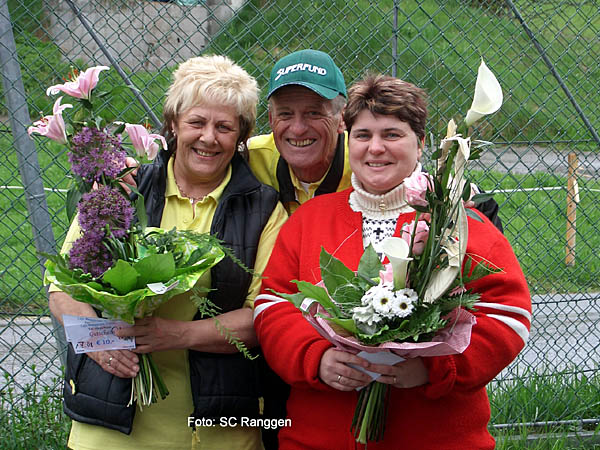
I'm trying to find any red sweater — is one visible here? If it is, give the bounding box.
[254,188,531,450]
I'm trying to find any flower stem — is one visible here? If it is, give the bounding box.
[352,382,389,444]
[128,353,169,411]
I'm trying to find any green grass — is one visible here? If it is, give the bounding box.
[490,369,600,449]
[5,0,600,143]
[1,370,71,450]
[468,169,600,295]
[0,132,70,313]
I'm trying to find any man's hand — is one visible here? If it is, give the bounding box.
[120,157,139,194]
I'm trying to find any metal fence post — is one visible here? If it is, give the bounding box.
[0,0,67,366]
[64,0,162,129]
[392,0,399,78]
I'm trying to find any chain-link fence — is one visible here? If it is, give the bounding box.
[2,0,599,443]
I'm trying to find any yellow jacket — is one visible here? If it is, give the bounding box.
[247,131,352,215]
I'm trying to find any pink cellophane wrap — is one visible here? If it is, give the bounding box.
[303,300,477,359]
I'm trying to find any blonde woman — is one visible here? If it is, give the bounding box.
[50,55,288,450]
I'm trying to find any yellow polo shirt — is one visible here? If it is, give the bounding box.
[247,132,352,215]
[64,158,288,450]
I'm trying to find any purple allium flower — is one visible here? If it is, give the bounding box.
[78,185,134,238]
[68,232,113,278]
[69,127,126,182]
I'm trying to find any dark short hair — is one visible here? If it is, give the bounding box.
[343,74,428,141]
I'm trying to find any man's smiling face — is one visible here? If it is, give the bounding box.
[269,85,344,183]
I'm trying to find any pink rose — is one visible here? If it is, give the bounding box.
[403,170,432,208]
[401,220,430,256]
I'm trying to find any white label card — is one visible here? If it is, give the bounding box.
[62,314,136,354]
[348,351,405,388]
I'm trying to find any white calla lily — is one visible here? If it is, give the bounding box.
[423,204,468,303]
[465,60,503,127]
[381,237,412,290]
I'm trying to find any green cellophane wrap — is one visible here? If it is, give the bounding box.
[44,227,226,323]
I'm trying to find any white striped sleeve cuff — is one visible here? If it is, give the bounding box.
[253,294,289,321]
[474,302,531,344]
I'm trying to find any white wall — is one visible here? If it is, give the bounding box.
[43,0,245,71]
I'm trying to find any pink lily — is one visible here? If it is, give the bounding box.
[124,124,167,160]
[46,66,109,100]
[28,97,73,144]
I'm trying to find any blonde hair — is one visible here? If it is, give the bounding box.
[163,55,259,147]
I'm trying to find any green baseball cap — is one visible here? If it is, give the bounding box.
[268,49,347,99]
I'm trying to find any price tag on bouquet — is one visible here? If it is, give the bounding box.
[62,314,136,354]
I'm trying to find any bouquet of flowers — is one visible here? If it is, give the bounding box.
[266,60,504,443]
[29,66,232,409]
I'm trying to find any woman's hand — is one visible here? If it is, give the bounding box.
[86,349,139,378]
[116,316,185,354]
[318,348,373,391]
[368,357,429,389]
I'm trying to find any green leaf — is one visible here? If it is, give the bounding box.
[80,98,93,111]
[102,259,139,295]
[325,316,360,335]
[461,254,502,284]
[94,90,111,98]
[134,253,175,288]
[293,280,341,316]
[113,121,126,135]
[465,208,485,223]
[173,253,222,276]
[136,194,148,231]
[108,85,130,97]
[66,185,83,223]
[266,289,310,309]
[320,247,356,298]
[471,192,495,204]
[411,204,430,214]
[357,244,382,280]
[462,181,472,201]
[94,116,105,130]
[87,281,104,291]
[329,283,364,307]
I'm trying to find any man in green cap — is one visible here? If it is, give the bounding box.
[248,49,503,230]
[248,49,351,215]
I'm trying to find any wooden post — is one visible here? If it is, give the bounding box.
[565,152,579,266]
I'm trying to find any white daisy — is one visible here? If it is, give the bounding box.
[389,288,418,318]
[362,283,397,318]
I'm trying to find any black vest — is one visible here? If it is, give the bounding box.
[62,150,280,434]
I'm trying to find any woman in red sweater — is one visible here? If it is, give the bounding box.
[254,74,531,450]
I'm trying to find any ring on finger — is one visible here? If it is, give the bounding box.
[107,356,113,367]
[337,374,343,384]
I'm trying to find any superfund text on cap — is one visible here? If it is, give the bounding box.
[268,49,347,99]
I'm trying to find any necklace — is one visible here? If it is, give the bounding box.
[174,174,205,203]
